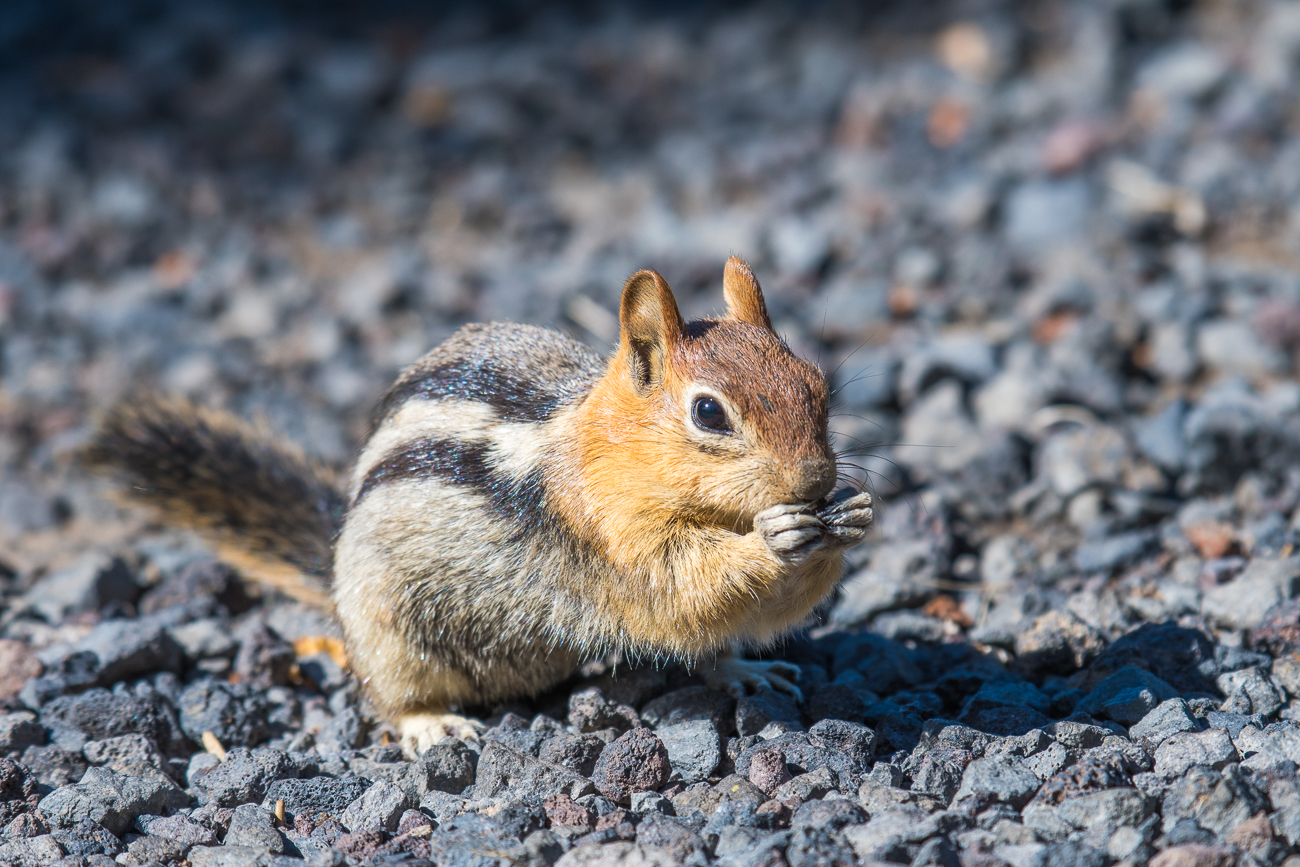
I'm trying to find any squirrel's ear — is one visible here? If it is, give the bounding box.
[722,256,773,331]
[619,269,684,391]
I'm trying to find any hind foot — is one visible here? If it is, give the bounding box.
[398,711,485,758]
[700,654,803,702]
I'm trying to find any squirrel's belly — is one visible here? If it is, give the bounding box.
[733,555,846,644]
[583,526,848,659]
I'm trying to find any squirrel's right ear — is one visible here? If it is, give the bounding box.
[619,269,684,391]
[722,256,773,331]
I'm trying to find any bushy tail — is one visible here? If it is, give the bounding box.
[84,395,346,608]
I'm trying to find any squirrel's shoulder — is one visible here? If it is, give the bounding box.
[372,322,605,427]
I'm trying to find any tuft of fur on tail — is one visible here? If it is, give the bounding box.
[84,395,345,608]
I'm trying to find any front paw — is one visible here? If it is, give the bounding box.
[816,489,874,546]
[754,503,826,567]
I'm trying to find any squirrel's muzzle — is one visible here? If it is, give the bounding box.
[788,457,837,503]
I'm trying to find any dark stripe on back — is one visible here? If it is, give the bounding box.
[372,361,566,429]
[353,437,544,530]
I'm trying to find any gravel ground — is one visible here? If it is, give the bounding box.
[4,0,1300,864]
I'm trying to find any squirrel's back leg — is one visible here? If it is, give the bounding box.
[84,394,345,607]
[332,470,585,737]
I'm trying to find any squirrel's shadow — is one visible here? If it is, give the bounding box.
[484,621,1223,758]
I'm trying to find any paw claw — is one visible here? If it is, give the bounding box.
[721,679,746,700]
[700,657,805,702]
[816,489,875,547]
[766,661,802,680]
[759,675,800,701]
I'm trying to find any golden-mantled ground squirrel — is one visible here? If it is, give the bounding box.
[89,258,874,755]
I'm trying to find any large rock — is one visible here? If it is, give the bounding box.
[1182,383,1300,494]
[224,803,286,854]
[0,758,40,824]
[1204,557,1300,631]
[263,775,369,815]
[895,381,984,477]
[0,640,43,701]
[1233,721,1300,769]
[473,741,594,805]
[0,835,66,867]
[537,733,605,778]
[1253,599,1300,657]
[1197,319,1287,378]
[75,618,183,686]
[38,766,188,835]
[138,814,218,849]
[1003,178,1089,252]
[12,554,137,624]
[1057,787,1149,833]
[50,817,124,858]
[1153,730,1238,779]
[417,741,478,794]
[1013,610,1106,677]
[591,728,671,805]
[953,755,1041,809]
[341,779,415,833]
[1129,699,1200,747]
[1217,667,1285,717]
[654,720,721,784]
[807,719,876,776]
[640,687,735,732]
[39,688,189,756]
[83,732,173,780]
[195,748,307,807]
[189,844,284,867]
[1039,424,1132,498]
[0,712,45,756]
[734,689,801,737]
[556,842,682,867]
[897,333,997,405]
[177,679,273,748]
[1080,623,1217,694]
[1076,667,1179,724]
[844,805,945,862]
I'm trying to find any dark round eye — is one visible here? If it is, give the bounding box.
[692,396,731,433]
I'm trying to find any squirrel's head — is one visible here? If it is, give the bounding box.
[599,257,835,524]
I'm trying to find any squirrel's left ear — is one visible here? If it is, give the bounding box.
[722,256,773,331]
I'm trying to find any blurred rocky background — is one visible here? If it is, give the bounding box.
[6,1,1300,865]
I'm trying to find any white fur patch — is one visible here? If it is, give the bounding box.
[351,399,498,495]
[489,418,557,481]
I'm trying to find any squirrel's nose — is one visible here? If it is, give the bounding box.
[790,458,836,502]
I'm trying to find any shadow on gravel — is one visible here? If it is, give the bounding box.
[724,620,1228,755]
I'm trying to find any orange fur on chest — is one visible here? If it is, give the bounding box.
[548,374,788,655]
